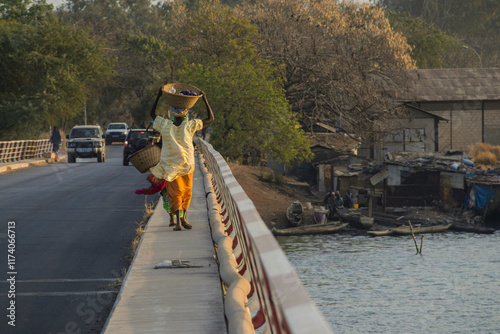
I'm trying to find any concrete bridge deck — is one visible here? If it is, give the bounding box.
[102,157,226,333]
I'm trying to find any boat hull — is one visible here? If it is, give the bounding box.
[391,223,452,235]
[272,223,348,236]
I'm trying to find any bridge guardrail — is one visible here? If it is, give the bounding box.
[0,139,52,163]
[198,139,333,334]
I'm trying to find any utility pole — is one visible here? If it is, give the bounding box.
[84,102,87,125]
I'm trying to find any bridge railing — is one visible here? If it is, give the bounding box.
[198,139,333,334]
[0,140,53,163]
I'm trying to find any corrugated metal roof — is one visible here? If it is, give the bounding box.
[405,68,500,102]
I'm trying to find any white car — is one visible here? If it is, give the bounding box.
[105,123,129,145]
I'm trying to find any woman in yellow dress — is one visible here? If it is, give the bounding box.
[138,87,214,231]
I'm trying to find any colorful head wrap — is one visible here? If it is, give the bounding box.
[171,107,188,118]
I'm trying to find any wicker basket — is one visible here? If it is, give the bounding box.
[162,83,203,109]
[128,144,161,174]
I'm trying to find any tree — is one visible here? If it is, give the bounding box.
[0,16,114,139]
[374,0,500,67]
[59,0,173,127]
[0,0,53,23]
[166,0,312,163]
[238,0,416,146]
[385,11,462,68]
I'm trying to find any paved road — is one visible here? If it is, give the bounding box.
[0,145,159,334]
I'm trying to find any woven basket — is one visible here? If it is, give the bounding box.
[162,83,203,109]
[128,144,161,174]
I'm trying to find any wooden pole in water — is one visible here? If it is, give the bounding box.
[419,235,425,255]
[408,221,422,256]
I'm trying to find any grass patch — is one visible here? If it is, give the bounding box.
[470,143,500,165]
[129,198,156,259]
[261,171,285,186]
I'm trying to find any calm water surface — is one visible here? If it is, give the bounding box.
[277,231,500,334]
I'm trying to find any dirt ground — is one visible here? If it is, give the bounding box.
[228,163,322,228]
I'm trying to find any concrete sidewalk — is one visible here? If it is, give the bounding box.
[0,155,65,174]
[102,156,226,333]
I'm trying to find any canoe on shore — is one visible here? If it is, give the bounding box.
[272,223,348,236]
[286,201,304,226]
[450,223,496,234]
[391,223,452,235]
[368,223,453,236]
[336,207,374,229]
[367,229,396,236]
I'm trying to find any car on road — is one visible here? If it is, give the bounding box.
[123,128,155,166]
[66,125,106,163]
[106,122,130,145]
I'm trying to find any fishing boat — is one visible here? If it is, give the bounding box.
[286,201,304,227]
[272,222,348,236]
[367,229,396,236]
[368,223,453,236]
[450,222,496,234]
[391,223,452,235]
[335,207,374,229]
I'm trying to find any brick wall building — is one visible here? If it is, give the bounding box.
[406,68,500,153]
[361,68,500,161]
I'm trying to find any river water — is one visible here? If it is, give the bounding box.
[277,231,500,334]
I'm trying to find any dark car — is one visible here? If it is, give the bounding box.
[123,129,155,166]
[66,125,106,163]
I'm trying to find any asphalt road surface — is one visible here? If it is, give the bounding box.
[0,144,159,334]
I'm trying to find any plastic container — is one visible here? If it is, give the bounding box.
[462,159,474,166]
[353,204,359,209]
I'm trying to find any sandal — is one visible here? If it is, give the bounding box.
[181,218,192,229]
[173,226,182,231]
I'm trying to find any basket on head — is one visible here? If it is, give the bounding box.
[128,144,161,174]
[162,83,203,110]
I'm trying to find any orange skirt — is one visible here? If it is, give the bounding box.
[165,173,193,214]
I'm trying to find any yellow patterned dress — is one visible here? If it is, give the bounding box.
[150,116,203,182]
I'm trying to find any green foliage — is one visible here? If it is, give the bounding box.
[375,0,500,67]
[0,0,53,23]
[385,11,461,68]
[0,17,114,139]
[125,34,174,124]
[173,1,312,164]
[262,171,284,186]
[60,0,172,128]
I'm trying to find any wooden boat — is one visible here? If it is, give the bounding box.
[368,223,453,236]
[286,201,303,227]
[391,223,452,235]
[367,229,395,236]
[272,223,348,236]
[450,223,496,234]
[335,207,374,229]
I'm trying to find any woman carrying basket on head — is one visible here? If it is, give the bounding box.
[135,86,214,231]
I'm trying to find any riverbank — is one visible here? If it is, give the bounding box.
[228,163,498,233]
[229,163,321,228]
